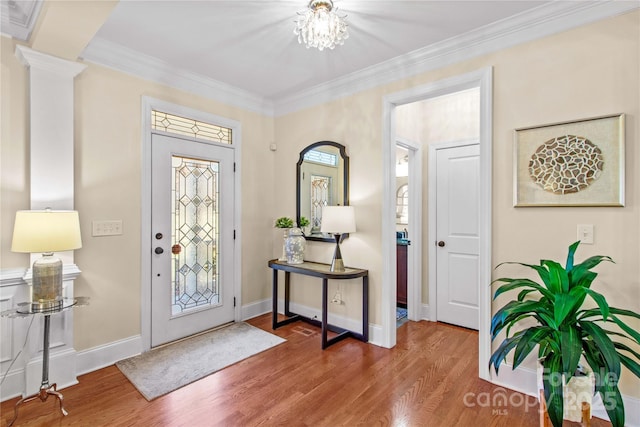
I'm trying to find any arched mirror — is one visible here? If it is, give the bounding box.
[296,141,349,242]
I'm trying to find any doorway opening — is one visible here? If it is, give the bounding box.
[382,67,493,381]
[394,140,421,328]
[395,145,409,327]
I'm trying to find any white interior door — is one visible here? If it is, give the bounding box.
[151,133,235,347]
[435,143,480,330]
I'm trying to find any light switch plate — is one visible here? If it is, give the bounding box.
[92,220,123,236]
[577,224,594,244]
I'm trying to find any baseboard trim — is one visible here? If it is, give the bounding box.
[76,335,142,376]
[240,298,271,321]
[420,303,430,321]
[0,367,25,401]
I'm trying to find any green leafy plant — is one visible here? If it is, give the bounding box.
[274,217,294,228]
[298,216,310,227]
[489,241,640,427]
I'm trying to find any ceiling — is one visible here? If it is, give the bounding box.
[83,1,548,100]
[2,1,637,115]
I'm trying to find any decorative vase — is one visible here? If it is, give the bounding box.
[285,227,305,264]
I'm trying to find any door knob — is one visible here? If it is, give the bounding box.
[155,247,164,254]
[438,241,446,247]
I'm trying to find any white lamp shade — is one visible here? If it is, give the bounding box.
[11,210,82,253]
[320,206,356,234]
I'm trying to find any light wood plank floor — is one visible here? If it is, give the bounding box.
[1,314,611,426]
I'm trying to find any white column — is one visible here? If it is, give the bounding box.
[14,45,86,396]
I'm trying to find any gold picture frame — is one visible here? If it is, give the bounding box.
[513,114,625,207]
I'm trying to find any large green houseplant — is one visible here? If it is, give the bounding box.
[489,241,640,427]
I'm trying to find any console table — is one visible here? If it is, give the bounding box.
[268,259,368,349]
[1,296,89,427]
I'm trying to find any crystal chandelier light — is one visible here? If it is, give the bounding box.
[294,0,349,51]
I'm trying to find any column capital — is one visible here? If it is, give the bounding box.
[15,45,86,78]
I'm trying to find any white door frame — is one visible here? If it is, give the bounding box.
[382,67,493,381]
[141,97,243,352]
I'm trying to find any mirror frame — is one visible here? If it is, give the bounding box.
[296,141,349,242]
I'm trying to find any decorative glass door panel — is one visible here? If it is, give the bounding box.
[310,175,331,230]
[151,133,234,347]
[171,156,220,316]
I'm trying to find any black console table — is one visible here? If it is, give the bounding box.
[268,259,368,349]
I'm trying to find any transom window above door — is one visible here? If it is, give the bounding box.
[151,110,232,144]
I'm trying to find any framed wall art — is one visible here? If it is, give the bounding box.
[513,113,625,207]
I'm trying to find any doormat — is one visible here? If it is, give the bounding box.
[116,322,286,401]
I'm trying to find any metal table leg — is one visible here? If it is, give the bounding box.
[8,314,68,426]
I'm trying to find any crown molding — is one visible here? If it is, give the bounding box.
[273,1,639,116]
[80,37,274,117]
[79,1,638,118]
[0,0,42,41]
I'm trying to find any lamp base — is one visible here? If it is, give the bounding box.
[330,257,345,272]
[31,253,63,312]
[330,233,345,272]
[31,300,64,313]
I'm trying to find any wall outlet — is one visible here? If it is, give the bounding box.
[331,291,344,305]
[92,220,123,236]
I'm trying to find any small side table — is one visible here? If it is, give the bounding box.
[1,296,89,427]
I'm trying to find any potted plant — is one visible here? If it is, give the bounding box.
[489,241,640,427]
[274,217,294,229]
[298,216,311,235]
[274,217,294,261]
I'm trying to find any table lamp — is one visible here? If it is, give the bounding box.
[320,206,356,272]
[11,209,82,311]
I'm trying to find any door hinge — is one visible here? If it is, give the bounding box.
[233,230,236,240]
[233,162,236,172]
[233,297,236,307]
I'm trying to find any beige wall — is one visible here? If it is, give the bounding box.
[1,8,638,397]
[1,37,30,270]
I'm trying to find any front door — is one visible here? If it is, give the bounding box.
[151,133,235,347]
[435,143,480,330]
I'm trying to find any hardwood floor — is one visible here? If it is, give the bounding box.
[1,315,611,426]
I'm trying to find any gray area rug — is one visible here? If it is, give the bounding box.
[116,322,286,400]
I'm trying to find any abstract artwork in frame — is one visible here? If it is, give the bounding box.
[513,114,625,207]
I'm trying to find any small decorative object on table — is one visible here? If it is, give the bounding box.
[285,227,305,264]
[274,217,294,261]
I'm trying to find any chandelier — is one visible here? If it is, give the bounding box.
[294,0,349,51]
